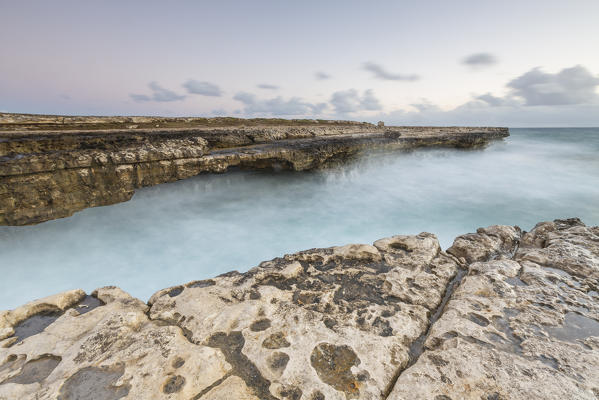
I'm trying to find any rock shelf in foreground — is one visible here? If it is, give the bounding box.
[0,113,508,225]
[1,218,598,399]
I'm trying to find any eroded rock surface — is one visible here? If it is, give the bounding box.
[390,218,599,399]
[0,287,230,400]
[147,234,458,399]
[0,113,508,225]
[1,218,597,399]
[0,233,459,399]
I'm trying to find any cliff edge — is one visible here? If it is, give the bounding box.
[0,113,509,225]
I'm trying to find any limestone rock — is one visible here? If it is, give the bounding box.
[0,287,230,400]
[0,233,459,399]
[0,114,509,225]
[389,218,599,399]
[446,224,521,263]
[2,219,596,399]
[0,289,86,344]
[148,232,459,399]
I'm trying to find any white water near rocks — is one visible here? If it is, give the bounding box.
[1,128,598,309]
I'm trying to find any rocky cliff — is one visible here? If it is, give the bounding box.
[0,113,509,225]
[0,218,597,399]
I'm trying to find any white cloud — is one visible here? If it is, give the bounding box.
[183,80,223,97]
[330,89,382,114]
[131,82,186,102]
[233,92,327,116]
[257,83,279,90]
[410,99,441,113]
[475,93,512,107]
[211,108,228,116]
[507,65,599,106]
[377,103,599,127]
[362,62,419,81]
[359,66,599,126]
[315,71,331,80]
[462,53,497,68]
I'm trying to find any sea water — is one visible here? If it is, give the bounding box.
[1,128,598,309]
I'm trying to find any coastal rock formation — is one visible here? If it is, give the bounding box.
[0,113,509,225]
[389,218,599,399]
[1,218,598,399]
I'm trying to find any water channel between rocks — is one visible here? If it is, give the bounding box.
[1,128,598,309]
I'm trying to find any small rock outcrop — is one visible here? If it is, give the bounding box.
[1,218,597,399]
[0,113,509,225]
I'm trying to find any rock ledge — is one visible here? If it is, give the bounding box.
[1,218,598,399]
[0,113,508,225]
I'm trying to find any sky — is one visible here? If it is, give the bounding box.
[1,0,599,126]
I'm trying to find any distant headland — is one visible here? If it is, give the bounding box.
[0,113,508,225]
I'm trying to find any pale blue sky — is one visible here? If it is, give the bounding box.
[1,1,599,125]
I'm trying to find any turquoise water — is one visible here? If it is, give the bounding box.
[1,128,598,309]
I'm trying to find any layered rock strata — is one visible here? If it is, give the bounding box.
[0,113,509,225]
[0,218,597,399]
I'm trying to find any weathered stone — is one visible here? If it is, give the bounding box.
[0,289,86,345]
[389,219,599,399]
[163,374,186,394]
[446,225,521,263]
[0,355,61,385]
[1,218,596,399]
[57,365,130,400]
[0,287,230,399]
[310,343,361,398]
[0,113,508,225]
[262,332,291,349]
[147,232,458,399]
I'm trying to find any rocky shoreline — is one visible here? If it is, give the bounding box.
[1,218,598,399]
[0,113,508,225]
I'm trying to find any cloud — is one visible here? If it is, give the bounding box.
[475,93,510,107]
[131,82,186,102]
[257,83,279,90]
[507,65,599,106]
[462,53,498,68]
[350,65,599,126]
[360,90,383,111]
[344,66,599,127]
[330,89,382,114]
[183,80,223,97]
[211,108,228,116]
[377,102,599,127]
[362,62,419,81]
[410,99,441,113]
[233,92,327,116]
[315,71,331,80]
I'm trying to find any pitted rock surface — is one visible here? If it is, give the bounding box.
[389,218,599,399]
[148,235,459,399]
[57,364,130,400]
[0,287,230,399]
[310,343,362,398]
[1,218,597,399]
